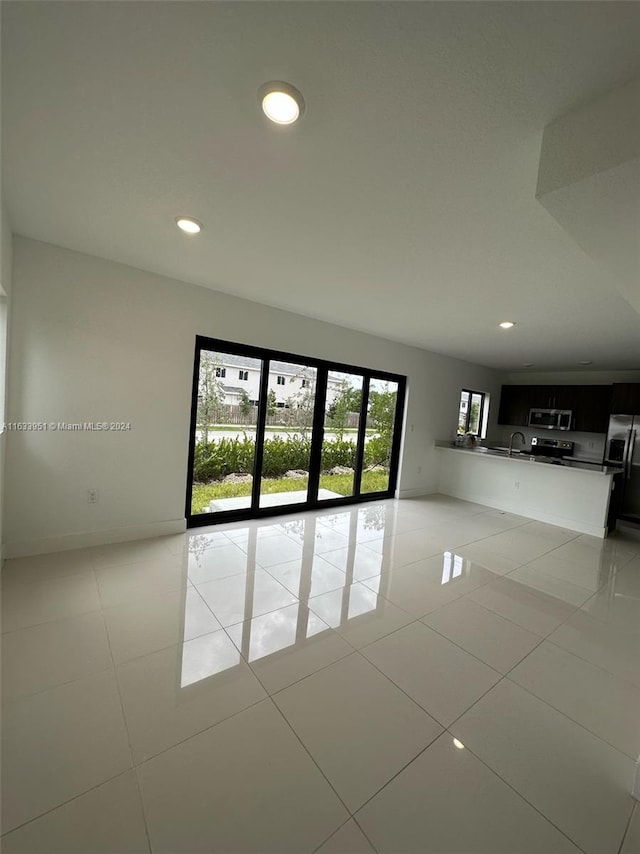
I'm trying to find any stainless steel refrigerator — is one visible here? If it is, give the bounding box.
[603,415,640,523]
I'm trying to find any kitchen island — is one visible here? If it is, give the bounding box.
[436,442,622,538]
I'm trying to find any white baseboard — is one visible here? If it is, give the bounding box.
[5,518,187,558]
[397,487,434,500]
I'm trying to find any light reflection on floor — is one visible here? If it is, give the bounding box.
[181,504,486,687]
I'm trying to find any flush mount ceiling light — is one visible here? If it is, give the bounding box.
[176,216,202,234]
[499,321,516,329]
[579,360,593,365]
[259,81,305,125]
[523,363,535,368]
[175,216,202,235]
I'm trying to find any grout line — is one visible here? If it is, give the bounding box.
[545,635,640,690]
[131,694,270,769]
[250,686,355,820]
[0,769,139,841]
[95,576,154,854]
[310,816,355,854]
[4,498,637,851]
[438,731,590,854]
[617,802,637,854]
[503,671,640,762]
[228,622,355,697]
[417,609,539,676]
[350,813,382,854]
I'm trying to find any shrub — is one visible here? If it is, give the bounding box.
[193,434,391,484]
[193,435,255,482]
[363,434,391,468]
[261,435,311,477]
[321,439,357,469]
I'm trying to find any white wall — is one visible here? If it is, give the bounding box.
[0,203,13,562]
[5,237,503,556]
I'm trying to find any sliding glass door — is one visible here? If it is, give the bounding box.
[186,337,406,527]
[318,372,364,501]
[258,359,319,509]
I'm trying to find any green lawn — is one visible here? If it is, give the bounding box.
[191,470,389,514]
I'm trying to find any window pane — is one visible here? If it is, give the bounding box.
[319,372,363,500]
[361,378,398,494]
[190,350,261,516]
[458,390,470,434]
[259,362,317,508]
[469,393,483,434]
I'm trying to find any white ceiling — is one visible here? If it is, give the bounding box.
[2,1,639,370]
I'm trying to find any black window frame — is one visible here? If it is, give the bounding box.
[276,375,285,386]
[458,388,486,436]
[185,336,407,528]
[238,370,248,381]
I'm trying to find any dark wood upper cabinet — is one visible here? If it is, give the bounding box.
[497,385,533,427]
[611,384,640,415]
[572,385,611,433]
[497,384,612,432]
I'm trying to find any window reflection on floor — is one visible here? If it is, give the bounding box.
[441,551,464,585]
[178,503,506,689]
[180,505,394,687]
[180,631,241,688]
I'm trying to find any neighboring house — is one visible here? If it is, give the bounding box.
[208,352,343,407]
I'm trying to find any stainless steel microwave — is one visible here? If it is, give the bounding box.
[528,409,573,431]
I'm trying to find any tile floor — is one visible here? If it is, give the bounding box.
[1,495,639,853]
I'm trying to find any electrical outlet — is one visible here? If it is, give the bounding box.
[417,465,422,474]
[87,488,99,504]
[514,481,520,490]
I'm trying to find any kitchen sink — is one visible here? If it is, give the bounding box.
[473,446,529,458]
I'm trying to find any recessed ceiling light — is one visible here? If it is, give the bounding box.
[259,81,305,125]
[499,321,516,329]
[579,360,593,365]
[453,738,465,750]
[175,217,202,235]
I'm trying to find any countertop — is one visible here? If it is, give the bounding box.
[435,442,624,477]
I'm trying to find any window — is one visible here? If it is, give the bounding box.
[215,367,226,378]
[458,389,486,436]
[187,334,406,526]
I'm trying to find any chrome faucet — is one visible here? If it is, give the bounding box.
[508,431,526,456]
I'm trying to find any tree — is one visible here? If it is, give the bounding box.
[366,385,397,467]
[197,352,225,444]
[368,386,397,440]
[238,388,252,419]
[327,380,361,441]
[266,389,277,418]
[469,401,481,433]
[286,369,315,436]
